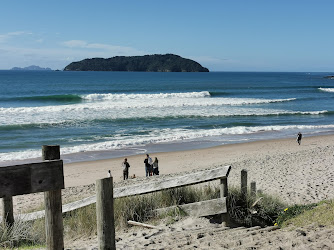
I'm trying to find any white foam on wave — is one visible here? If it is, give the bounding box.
[81,91,211,100]
[1,124,334,162]
[0,94,298,126]
[82,92,296,105]
[319,87,334,93]
[0,97,296,116]
[0,101,327,126]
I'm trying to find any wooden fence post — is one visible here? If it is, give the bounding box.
[96,177,116,250]
[43,145,64,250]
[220,177,229,226]
[250,181,257,197]
[241,169,248,200]
[2,196,14,228]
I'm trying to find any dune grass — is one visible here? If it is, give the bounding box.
[227,186,287,227]
[65,184,220,236]
[63,183,286,238]
[3,184,333,248]
[275,199,334,228]
[0,218,45,249]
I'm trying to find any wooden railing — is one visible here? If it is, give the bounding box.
[15,165,231,222]
[0,146,64,250]
[1,145,231,249]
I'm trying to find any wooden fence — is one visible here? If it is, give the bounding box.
[12,165,232,222]
[0,145,64,250]
[95,165,231,249]
[1,145,231,249]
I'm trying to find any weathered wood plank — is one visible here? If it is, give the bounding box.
[220,177,230,226]
[44,190,64,250]
[0,160,64,198]
[9,165,231,221]
[114,165,231,198]
[60,165,230,215]
[96,177,115,250]
[42,145,64,250]
[128,220,161,229]
[155,197,227,217]
[2,196,14,227]
[241,169,248,199]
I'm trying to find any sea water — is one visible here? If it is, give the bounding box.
[1,71,334,165]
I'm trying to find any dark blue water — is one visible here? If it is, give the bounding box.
[1,71,334,165]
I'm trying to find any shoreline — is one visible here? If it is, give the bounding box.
[64,132,334,205]
[2,127,334,168]
[64,133,334,189]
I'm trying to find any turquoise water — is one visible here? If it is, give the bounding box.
[1,71,334,165]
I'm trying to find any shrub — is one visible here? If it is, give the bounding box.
[227,186,287,227]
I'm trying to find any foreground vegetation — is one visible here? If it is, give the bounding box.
[1,184,333,248]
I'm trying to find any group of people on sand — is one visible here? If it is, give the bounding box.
[120,153,159,180]
[117,133,302,181]
[144,154,159,177]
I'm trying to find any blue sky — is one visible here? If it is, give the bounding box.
[1,1,333,71]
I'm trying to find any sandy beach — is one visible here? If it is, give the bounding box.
[3,135,334,213]
[5,133,334,214]
[64,133,334,202]
[3,134,334,249]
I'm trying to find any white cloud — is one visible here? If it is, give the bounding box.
[61,39,144,56]
[189,56,229,64]
[0,37,144,69]
[0,31,32,43]
[0,40,147,70]
[62,40,88,48]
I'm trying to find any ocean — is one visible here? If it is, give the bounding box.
[1,71,334,166]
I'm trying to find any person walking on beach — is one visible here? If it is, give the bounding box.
[122,158,130,180]
[152,157,159,175]
[144,154,153,177]
[296,132,302,145]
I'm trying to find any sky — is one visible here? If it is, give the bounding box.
[0,1,333,72]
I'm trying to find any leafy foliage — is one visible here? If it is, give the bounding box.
[64,54,209,72]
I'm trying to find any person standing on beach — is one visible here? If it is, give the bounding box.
[144,154,153,177]
[122,158,130,180]
[297,132,302,145]
[152,157,159,175]
[148,154,153,176]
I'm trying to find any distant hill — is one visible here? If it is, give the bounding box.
[11,65,52,71]
[64,54,209,72]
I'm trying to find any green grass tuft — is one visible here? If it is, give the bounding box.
[227,186,287,227]
[276,199,334,228]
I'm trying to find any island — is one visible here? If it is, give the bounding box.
[11,65,52,71]
[64,54,209,72]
